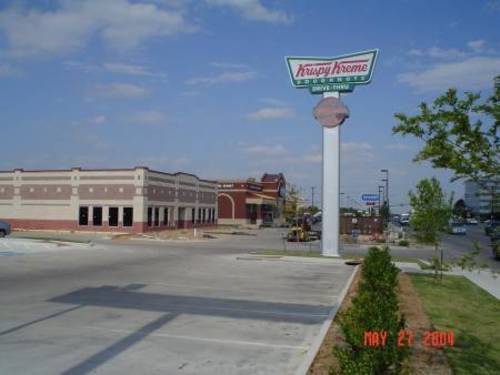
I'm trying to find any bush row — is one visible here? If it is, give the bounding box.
[333,247,408,374]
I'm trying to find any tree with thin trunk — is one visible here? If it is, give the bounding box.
[409,178,453,279]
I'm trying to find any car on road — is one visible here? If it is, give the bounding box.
[485,220,500,236]
[449,222,466,235]
[0,220,11,237]
[465,218,479,225]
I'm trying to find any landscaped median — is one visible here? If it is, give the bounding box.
[306,246,500,375]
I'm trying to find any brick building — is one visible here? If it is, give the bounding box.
[0,167,217,233]
[217,173,286,226]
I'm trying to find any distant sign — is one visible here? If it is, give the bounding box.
[285,49,378,93]
[313,97,349,128]
[362,194,380,202]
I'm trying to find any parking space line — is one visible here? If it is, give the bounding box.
[86,326,309,350]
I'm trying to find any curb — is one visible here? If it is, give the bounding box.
[294,264,360,375]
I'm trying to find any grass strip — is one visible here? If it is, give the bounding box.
[410,273,500,375]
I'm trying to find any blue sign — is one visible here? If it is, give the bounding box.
[361,194,380,201]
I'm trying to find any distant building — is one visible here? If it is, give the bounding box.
[217,173,286,226]
[464,178,500,218]
[0,167,217,233]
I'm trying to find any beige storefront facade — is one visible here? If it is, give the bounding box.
[0,167,217,233]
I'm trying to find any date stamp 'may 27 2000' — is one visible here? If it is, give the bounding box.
[364,330,455,348]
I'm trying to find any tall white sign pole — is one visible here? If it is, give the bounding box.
[285,49,378,258]
[321,91,340,257]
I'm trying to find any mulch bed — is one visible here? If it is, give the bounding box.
[307,270,452,374]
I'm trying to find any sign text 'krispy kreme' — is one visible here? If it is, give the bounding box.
[285,49,378,93]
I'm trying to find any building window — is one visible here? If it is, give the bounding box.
[202,208,206,223]
[123,207,133,227]
[93,207,102,226]
[147,207,153,226]
[192,208,195,224]
[79,206,89,225]
[212,208,216,223]
[163,208,169,225]
[154,207,160,226]
[198,208,202,223]
[109,207,118,227]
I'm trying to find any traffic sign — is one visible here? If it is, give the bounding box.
[362,194,380,201]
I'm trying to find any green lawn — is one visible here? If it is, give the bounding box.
[410,274,500,375]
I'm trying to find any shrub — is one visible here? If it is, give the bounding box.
[333,247,408,374]
[398,240,409,247]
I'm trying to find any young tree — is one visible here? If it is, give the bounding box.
[393,80,499,187]
[283,183,301,223]
[409,178,452,278]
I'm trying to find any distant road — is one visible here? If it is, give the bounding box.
[441,224,499,271]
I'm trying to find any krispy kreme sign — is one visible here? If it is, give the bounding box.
[285,49,378,91]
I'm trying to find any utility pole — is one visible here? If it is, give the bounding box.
[311,186,316,210]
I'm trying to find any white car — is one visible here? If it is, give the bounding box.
[450,223,466,235]
[466,218,478,225]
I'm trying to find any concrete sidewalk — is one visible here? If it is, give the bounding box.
[396,262,500,299]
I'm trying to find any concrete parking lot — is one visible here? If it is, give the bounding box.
[0,231,354,375]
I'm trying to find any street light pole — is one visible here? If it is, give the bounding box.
[381,168,389,214]
[311,186,316,210]
[378,185,384,216]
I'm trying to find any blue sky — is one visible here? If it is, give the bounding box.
[1,0,499,211]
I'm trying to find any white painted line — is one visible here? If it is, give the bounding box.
[294,265,360,375]
[86,326,309,351]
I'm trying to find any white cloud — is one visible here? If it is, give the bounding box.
[0,63,18,76]
[137,156,191,169]
[243,144,288,156]
[211,61,249,69]
[186,71,256,85]
[384,143,414,151]
[303,153,321,163]
[467,39,486,52]
[408,47,465,60]
[205,0,293,24]
[398,56,500,92]
[487,1,500,11]
[92,83,149,98]
[132,110,167,125]
[103,62,164,77]
[91,115,107,124]
[0,0,195,58]
[341,142,374,159]
[246,106,295,120]
[258,97,287,106]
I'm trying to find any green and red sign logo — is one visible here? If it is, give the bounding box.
[285,49,379,93]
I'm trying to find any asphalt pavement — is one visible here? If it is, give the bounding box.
[0,230,355,375]
[441,224,499,271]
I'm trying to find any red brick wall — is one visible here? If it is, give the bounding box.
[218,195,233,219]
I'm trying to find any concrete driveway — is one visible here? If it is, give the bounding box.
[0,235,354,375]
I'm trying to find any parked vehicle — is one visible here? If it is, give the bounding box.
[449,222,466,235]
[400,213,410,226]
[0,220,11,237]
[485,220,500,236]
[465,217,479,225]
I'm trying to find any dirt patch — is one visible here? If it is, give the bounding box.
[307,271,452,375]
[112,229,217,241]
